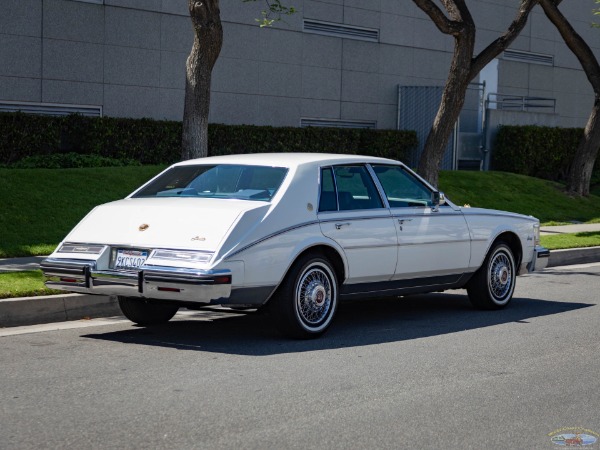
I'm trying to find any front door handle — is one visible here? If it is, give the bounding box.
[335,222,351,230]
[398,218,413,231]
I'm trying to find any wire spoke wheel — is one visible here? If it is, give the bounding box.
[467,241,516,310]
[296,266,333,327]
[270,255,339,339]
[488,251,513,301]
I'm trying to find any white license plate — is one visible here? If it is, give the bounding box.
[114,249,148,270]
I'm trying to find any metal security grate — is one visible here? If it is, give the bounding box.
[0,101,103,117]
[503,49,554,66]
[397,86,455,170]
[303,20,379,42]
[300,118,376,129]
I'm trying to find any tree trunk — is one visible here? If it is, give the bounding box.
[540,0,600,196]
[417,35,474,187]
[182,1,223,161]
[567,98,600,196]
[412,0,538,187]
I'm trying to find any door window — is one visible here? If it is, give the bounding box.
[333,165,384,211]
[372,165,433,208]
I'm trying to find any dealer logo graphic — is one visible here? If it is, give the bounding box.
[548,427,598,447]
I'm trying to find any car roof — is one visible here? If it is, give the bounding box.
[174,153,403,169]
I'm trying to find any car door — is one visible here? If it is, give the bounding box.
[318,165,398,284]
[370,164,471,282]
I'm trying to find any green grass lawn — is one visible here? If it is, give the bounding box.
[439,171,600,224]
[0,270,61,299]
[0,166,599,258]
[0,165,165,258]
[540,231,600,250]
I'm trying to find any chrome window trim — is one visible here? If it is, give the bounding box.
[366,164,391,209]
[318,166,339,213]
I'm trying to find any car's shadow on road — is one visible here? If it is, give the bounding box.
[82,293,594,355]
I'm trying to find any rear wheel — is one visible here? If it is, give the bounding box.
[269,254,338,339]
[118,296,179,325]
[467,241,516,310]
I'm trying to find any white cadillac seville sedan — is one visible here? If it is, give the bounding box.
[42,153,549,338]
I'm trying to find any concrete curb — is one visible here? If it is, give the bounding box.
[547,246,600,268]
[1,247,599,329]
[0,293,120,328]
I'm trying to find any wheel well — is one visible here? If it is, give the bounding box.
[294,245,346,284]
[494,232,522,268]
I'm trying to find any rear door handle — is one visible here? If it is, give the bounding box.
[335,222,351,230]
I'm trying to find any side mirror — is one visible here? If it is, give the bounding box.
[432,191,446,211]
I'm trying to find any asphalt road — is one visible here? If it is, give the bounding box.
[2,263,600,449]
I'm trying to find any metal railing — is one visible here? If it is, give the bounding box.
[486,93,556,113]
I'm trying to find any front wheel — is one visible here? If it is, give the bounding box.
[269,255,339,339]
[118,296,179,325]
[467,242,516,310]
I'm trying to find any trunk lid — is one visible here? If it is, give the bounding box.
[65,197,269,252]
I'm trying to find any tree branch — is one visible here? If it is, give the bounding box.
[540,0,600,91]
[440,0,473,24]
[189,0,221,28]
[470,0,539,78]
[412,0,463,35]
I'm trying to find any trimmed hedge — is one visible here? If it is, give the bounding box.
[0,112,417,166]
[11,153,141,169]
[493,125,600,183]
[0,113,181,165]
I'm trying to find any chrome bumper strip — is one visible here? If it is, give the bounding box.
[41,258,232,303]
[526,246,550,273]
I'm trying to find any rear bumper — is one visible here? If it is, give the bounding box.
[41,258,232,304]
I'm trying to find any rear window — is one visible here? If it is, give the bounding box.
[133,164,288,202]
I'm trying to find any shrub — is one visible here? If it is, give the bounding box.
[208,124,417,160]
[9,153,141,169]
[0,112,418,167]
[493,125,599,183]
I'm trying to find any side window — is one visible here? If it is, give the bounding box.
[372,165,433,208]
[333,165,383,211]
[319,168,338,212]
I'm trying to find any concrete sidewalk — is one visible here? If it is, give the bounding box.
[1,223,600,328]
[0,256,46,273]
[540,222,600,235]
